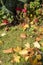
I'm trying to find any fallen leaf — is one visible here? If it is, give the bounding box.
[36,54,41,60]
[3,48,13,53]
[5,27,9,31]
[32,58,37,65]
[1,32,6,37]
[24,42,30,49]
[13,46,21,52]
[33,41,40,49]
[23,24,29,31]
[25,56,29,61]
[0,60,2,64]
[20,33,27,39]
[39,27,43,32]
[30,21,34,25]
[40,43,43,47]
[0,40,3,45]
[27,48,34,57]
[19,49,28,56]
[11,54,20,63]
[36,37,41,41]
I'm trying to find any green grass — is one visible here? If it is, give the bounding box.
[0,25,43,65]
[0,26,35,49]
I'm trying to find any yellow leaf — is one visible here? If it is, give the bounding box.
[0,40,3,45]
[13,46,21,52]
[33,41,40,49]
[39,27,43,32]
[30,21,34,25]
[13,54,20,63]
[36,54,41,60]
[24,42,30,49]
[19,49,28,55]
[23,24,29,31]
[32,58,37,65]
[40,43,43,47]
[30,14,33,17]
[25,56,29,61]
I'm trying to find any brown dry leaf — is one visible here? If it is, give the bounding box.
[13,46,21,52]
[29,51,34,57]
[27,48,34,57]
[11,54,20,63]
[36,37,41,41]
[3,48,13,53]
[27,48,34,51]
[20,33,27,39]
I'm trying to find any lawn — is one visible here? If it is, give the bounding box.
[0,24,43,65]
[0,0,43,65]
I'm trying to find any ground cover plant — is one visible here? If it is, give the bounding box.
[0,0,43,65]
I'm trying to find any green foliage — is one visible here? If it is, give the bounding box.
[0,5,14,23]
[30,0,40,9]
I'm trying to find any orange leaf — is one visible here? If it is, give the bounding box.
[20,33,27,39]
[3,48,13,53]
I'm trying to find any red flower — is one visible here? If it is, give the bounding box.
[2,19,9,25]
[16,7,22,11]
[22,8,27,13]
[16,7,27,13]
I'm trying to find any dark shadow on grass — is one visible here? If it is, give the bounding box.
[2,0,24,15]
